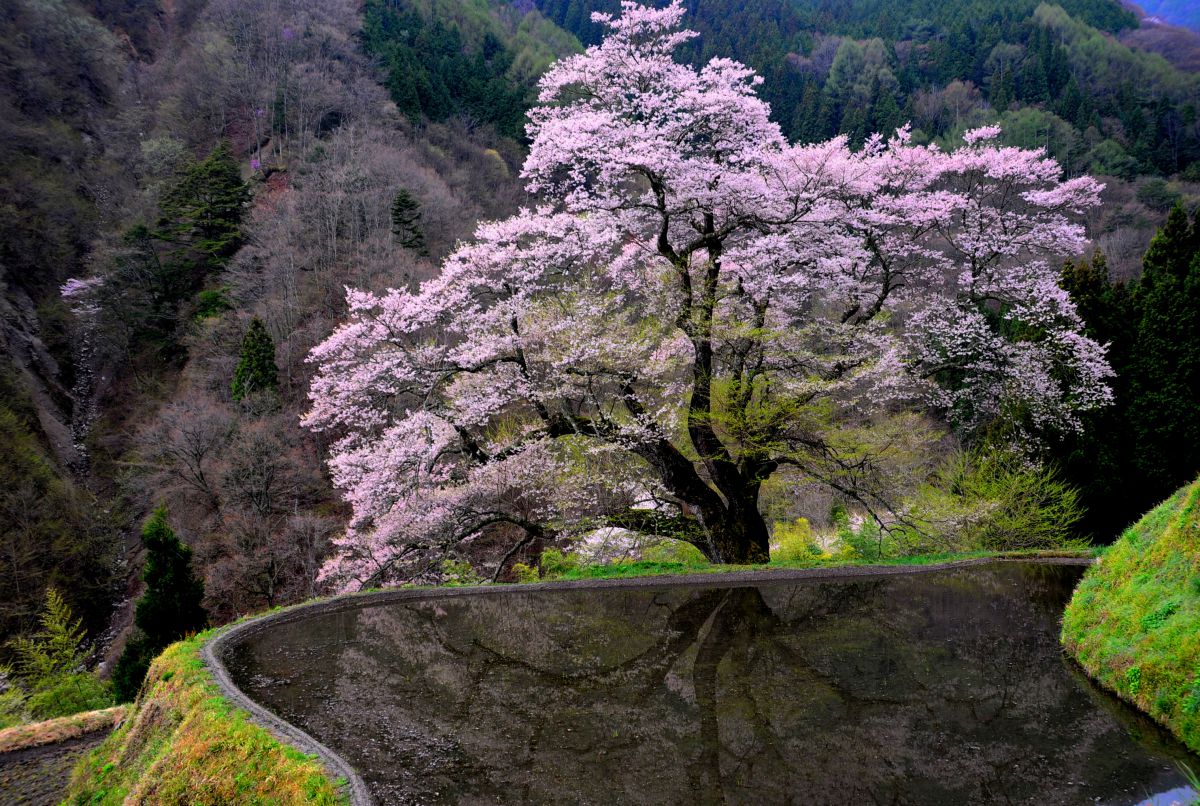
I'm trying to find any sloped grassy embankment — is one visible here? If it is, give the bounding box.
[1062,478,1200,755]
[62,630,345,805]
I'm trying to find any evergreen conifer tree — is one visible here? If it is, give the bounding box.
[112,508,207,702]
[231,317,279,401]
[1127,205,1200,496]
[159,141,250,262]
[391,188,428,254]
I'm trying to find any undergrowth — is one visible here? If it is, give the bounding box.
[534,547,1094,582]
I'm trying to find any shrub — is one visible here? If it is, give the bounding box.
[771,518,823,564]
[901,450,1085,553]
[26,673,112,720]
[640,540,709,566]
[835,511,890,561]
[538,548,582,579]
[440,558,482,586]
[0,673,29,729]
[511,562,540,583]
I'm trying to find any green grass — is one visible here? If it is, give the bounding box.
[1062,478,1200,756]
[63,629,347,805]
[540,548,1096,582]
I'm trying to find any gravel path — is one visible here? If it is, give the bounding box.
[0,729,108,805]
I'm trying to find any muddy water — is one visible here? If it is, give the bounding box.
[225,563,1198,805]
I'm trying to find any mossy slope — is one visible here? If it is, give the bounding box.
[63,631,345,805]
[1062,478,1200,755]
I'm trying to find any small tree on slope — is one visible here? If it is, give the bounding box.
[113,508,207,702]
[231,317,279,401]
[304,1,1110,587]
[391,188,429,255]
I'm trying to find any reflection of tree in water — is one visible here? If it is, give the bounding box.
[228,565,1191,805]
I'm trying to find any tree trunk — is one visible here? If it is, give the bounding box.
[704,503,771,564]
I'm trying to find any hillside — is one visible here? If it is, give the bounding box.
[0,0,578,651]
[1062,477,1200,754]
[1,0,1200,683]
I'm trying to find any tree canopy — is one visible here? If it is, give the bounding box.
[305,1,1108,588]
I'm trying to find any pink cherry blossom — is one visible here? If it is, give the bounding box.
[305,1,1109,589]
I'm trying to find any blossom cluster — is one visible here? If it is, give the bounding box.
[305,1,1109,588]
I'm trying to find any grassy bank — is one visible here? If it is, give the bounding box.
[1062,478,1200,756]
[63,630,346,805]
[530,548,1097,583]
[0,706,125,754]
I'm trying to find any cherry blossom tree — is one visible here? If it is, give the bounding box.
[305,1,1110,588]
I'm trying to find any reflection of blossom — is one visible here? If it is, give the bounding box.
[251,158,262,171]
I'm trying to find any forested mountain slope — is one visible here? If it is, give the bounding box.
[537,0,1195,172]
[3,0,1200,669]
[0,0,133,643]
[0,0,576,652]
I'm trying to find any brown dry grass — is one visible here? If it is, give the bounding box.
[0,706,126,754]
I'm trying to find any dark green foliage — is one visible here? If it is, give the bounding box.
[1055,207,1200,539]
[157,141,249,261]
[194,287,233,320]
[533,0,1198,176]
[231,317,279,402]
[1136,178,1182,212]
[390,188,428,254]
[113,508,207,702]
[102,144,250,363]
[1127,205,1200,497]
[362,1,531,138]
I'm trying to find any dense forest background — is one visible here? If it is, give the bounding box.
[2,0,1200,670]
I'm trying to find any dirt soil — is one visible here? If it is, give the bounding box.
[0,729,109,805]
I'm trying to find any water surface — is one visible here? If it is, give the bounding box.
[225,563,1198,805]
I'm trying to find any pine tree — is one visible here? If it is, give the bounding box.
[390,188,428,254]
[7,589,88,683]
[989,67,1010,113]
[231,317,279,402]
[1127,206,1200,498]
[1020,60,1050,105]
[1058,77,1083,126]
[159,141,250,262]
[112,508,207,702]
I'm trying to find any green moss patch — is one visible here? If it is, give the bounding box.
[63,631,346,805]
[1062,478,1200,755]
